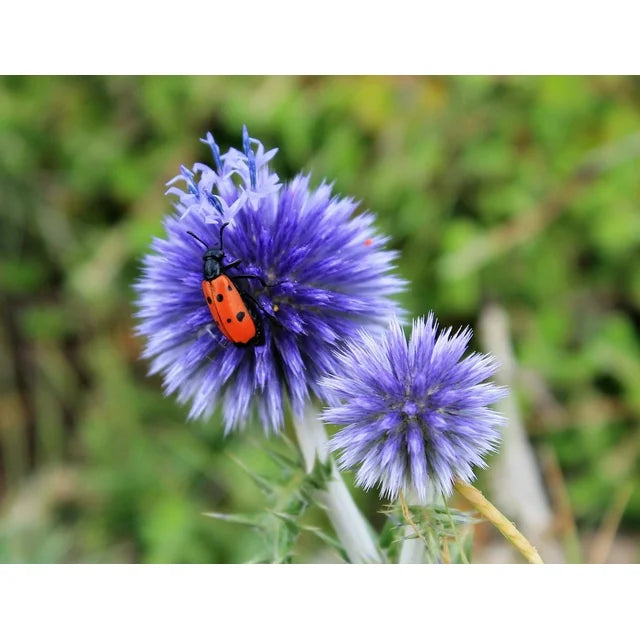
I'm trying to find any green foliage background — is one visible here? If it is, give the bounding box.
[0,76,639,562]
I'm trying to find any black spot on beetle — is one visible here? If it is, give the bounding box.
[216,294,224,302]
[206,296,212,304]
[227,285,232,291]
[226,318,232,323]
[236,311,246,322]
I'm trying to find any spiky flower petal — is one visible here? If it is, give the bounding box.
[324,315,506,500]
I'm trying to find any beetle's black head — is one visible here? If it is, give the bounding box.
[188,226,229,281]
[204,247,224,262]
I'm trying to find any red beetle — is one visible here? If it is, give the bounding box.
[188,223,266,347]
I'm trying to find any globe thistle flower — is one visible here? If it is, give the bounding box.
[324,315,507,501]
[134,127,405,433]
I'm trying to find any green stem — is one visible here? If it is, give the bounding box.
[398,489,427,563]
[443,497,469,564]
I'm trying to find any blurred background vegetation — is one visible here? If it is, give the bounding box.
[0,76,638,563]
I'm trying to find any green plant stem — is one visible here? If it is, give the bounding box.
[292,405,383,563]
[398,490,427,563]
[443,497,470,564]
[454,479,544,564]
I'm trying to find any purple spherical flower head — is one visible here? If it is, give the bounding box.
[324,315,507,501]
[134,127,405,433]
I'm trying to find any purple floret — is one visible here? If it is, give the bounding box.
[133,128,406,432]
[324,315,507,500]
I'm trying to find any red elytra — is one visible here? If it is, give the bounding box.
[202,275,258,345]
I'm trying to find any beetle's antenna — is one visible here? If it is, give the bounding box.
[218,222,230,252]
[186,231,208,249]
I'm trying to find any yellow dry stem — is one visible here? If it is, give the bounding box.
[454,479,544,564]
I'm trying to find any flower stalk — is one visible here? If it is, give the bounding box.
[292,405,383,564]
[454,479,544,564]
[398,490,427,563]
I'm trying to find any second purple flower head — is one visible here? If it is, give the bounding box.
[324,315,507,501]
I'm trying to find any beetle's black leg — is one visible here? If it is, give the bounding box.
[238,293,266,347]
[223,263,284,287]
[231,274,268,287]
[231,274,286,288]
[241,291,285,331]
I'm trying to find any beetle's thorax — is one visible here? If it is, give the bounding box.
[203,248,224,281]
